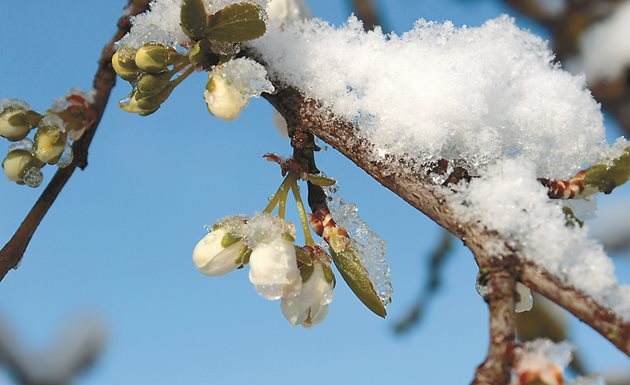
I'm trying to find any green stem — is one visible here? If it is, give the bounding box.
[263,174,296,214]
[169,60,191,76]
[169,65,195,88]
[291,180,316,246]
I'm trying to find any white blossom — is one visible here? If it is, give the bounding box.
[248,234,301,300]
[193,227,244,276]
[204,58,274,121]
[281,262,333,327]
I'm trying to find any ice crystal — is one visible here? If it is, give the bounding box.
[327,191,393,306]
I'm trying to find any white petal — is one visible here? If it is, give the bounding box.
[192,229,241,276]
[204,76,245,121]
[249,237,301,300]
[281,263,334,327]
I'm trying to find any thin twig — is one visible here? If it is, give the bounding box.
[0,0,152,281]
[393,229,454,334]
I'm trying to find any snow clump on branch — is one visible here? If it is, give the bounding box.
[252,15,622,179]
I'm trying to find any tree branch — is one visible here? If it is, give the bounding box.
[0,0,152,281]
[263,86,630,357]
[471,270,517,385]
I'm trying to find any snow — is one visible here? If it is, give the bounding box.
[252,15,614,179]
[210,58,274,104]
[579,1,630,83]
[513,340,604,385]
[454,158,630,319]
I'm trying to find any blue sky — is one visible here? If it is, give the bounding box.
[0,1,628,384]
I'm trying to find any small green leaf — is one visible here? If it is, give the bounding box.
[207,3,267,43]
[181,0,208,40]
[235,246,252,266]
[299,264,315,283]
[221,232,242,248]
[8,111,41,129]
[295,247,313,266]
[322,264,336,287]
[584,148,630,194]
[331,246,386,318]
[307,175,337,187]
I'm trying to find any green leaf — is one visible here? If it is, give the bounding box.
[299,264,314,283]
[207,3,266,43]
[307,174,337,187]
[181,0,208,41]
[331,246,386,318]
[295,247,313,266]
[584,148,630,194]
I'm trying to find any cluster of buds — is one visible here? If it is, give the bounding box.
[114,0,272,119]
[193,167,390,327]
[114,44,189,116]
[1,91,94,187]
[193,214,335,327]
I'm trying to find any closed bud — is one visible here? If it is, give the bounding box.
[204,74,245,120]
[248,233,302,300]
[281,260,334,327]
[193,227,245,276]
[0,101,41,141]
[119,92,156,116]
[112,47,140,81]
[34,115,68,164]
[136,72,172,97]
[135,44,181,73]
[2,149,44,187]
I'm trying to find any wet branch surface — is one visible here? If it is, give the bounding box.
[0,0,152,281]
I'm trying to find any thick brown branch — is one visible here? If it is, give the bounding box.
[0,0,151,281]
[263,86,630,357]
[472,270,517,385]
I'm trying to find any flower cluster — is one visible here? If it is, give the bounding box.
[192,168,390,327]
[113,0,273,119]
[1,90,94,188]
[193,214,335,327]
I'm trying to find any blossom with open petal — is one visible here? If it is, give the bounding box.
[281,261,334,327]
[193,226,245,276]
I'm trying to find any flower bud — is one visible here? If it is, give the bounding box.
[51,90,96,141]
[193,227,245,276]
[136,72,172,97]
[119,88,173,117]
[135,44,181,73]
[2,149,44,187]
[281,261,334,327]
[0,100,41,141]
[112,47,140,81]
[249,234,301,300]
[34,115,68,164]
[204,74,245,120]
